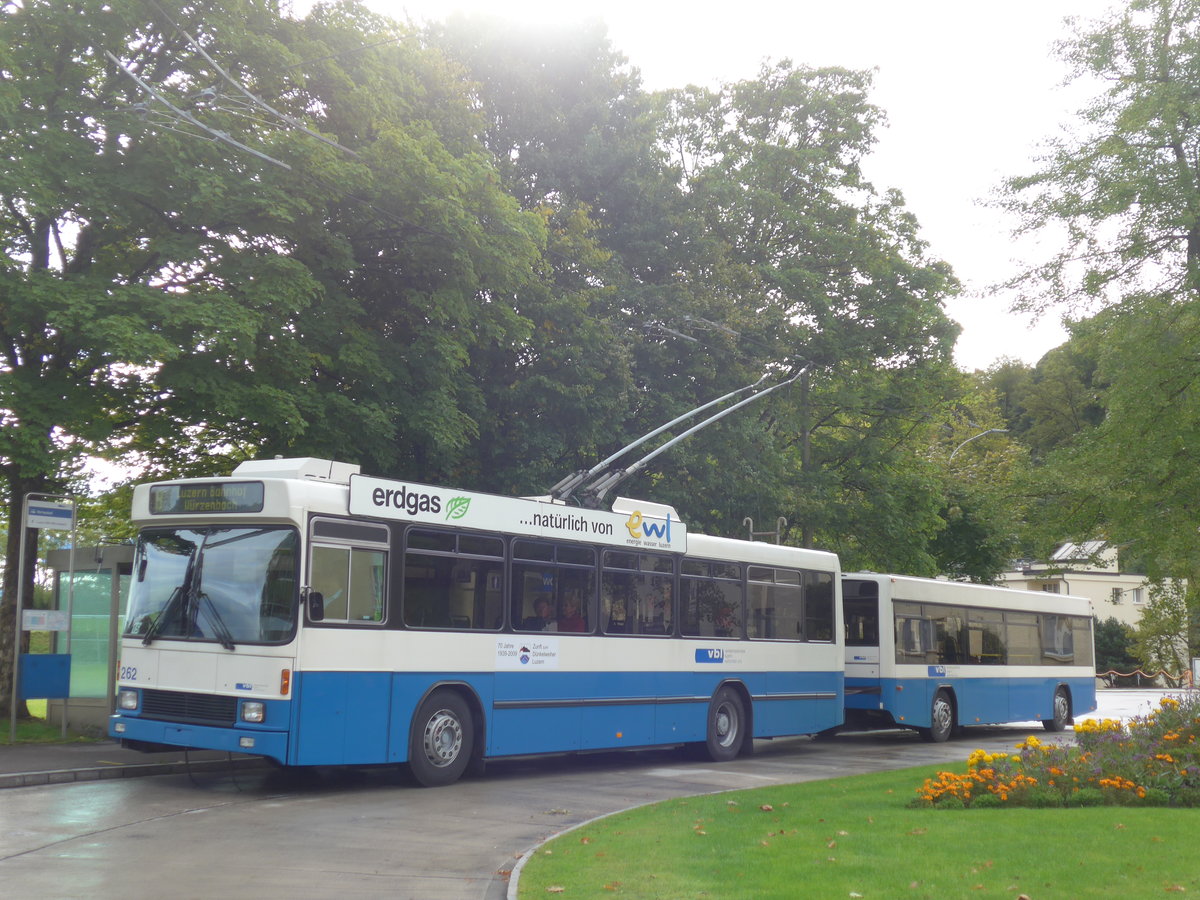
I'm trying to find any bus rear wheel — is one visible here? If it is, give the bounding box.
[921,690,954,743]
[706,687,746,762]
[409,690,473,787]
[1043,687,1071,732]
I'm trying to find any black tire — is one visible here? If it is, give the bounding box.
[921,690,954,743]
[409,690,473,787]
[1043,687,1071,732]
[705,687,746,762]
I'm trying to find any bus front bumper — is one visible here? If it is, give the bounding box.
[109,714,289,765]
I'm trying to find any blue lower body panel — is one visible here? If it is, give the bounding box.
[848,675,1096,730]
[110,668,844,768]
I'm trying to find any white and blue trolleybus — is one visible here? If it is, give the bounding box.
[841,573,1097,741]
[110,457,844,784]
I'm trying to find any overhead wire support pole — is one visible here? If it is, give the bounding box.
[548,371,779,502]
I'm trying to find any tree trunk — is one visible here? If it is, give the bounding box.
[0,474,48,721]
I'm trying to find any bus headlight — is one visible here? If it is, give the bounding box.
[118,690,139,710]
[241,701,265,724]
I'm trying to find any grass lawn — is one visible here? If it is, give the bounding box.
[517,763,1200,899]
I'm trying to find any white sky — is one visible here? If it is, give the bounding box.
[316,0,1119,371]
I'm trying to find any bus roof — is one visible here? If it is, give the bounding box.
[843,572,1093,616]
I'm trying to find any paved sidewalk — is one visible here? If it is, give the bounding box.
[0,739,265,789]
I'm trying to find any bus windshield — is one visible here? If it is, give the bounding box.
[125,526,299,646]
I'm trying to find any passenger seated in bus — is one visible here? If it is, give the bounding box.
[714,606,735,637]
[520,596,557,631]
[605,596,627,633]
[557,592,586,632]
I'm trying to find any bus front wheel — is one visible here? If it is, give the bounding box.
[409,690,474,787]
[921,690,954,743]
[1043,687,1071,732]
[706,687,746,762]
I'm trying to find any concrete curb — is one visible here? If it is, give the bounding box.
[0,755,268,790]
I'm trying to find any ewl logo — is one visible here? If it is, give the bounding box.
[625,510,673,542]
[695,648,725,664]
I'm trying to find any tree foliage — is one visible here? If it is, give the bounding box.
[1094,615,1141,674]
[654,64,962,568]
[0,0,543,717]
[1001,0,1200,313]
[1,2,998,716]
[999,0,1200,631]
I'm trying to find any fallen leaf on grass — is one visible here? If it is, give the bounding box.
[546,887,564,894]
[760,804,774,811]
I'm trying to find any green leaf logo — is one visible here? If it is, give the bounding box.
[446,496,471,520]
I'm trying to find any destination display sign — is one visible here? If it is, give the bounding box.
[148,481,265,515]
[348,475,687,553]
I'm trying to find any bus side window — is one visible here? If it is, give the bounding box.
[311,545,386,624]
[311,545,351,621]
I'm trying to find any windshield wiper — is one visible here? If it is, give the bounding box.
[141,532,207,646]
[197,591,236,651]
[141,583,184,646]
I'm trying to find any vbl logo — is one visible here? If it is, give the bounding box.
[927,665,947,677]
[695,648,724,664]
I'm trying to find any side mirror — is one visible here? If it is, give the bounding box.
[306,590,325,622]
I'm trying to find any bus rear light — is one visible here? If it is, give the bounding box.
[280,669,291,696]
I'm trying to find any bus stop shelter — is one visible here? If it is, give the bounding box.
[43,544,133,734]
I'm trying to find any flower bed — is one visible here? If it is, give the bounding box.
[911,693,1200,808]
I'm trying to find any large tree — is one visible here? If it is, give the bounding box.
[428,35,971,569]
[651,64,963,568]
[1002,0,1200,312]
[998,0,1200,657]
[999,0,1200,601]
[0,0,544,718]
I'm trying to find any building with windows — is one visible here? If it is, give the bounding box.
[1001,542,1157,630]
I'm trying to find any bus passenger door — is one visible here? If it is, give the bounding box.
[842,579,882,715]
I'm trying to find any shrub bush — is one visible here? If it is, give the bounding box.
[915,693,1200,808]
